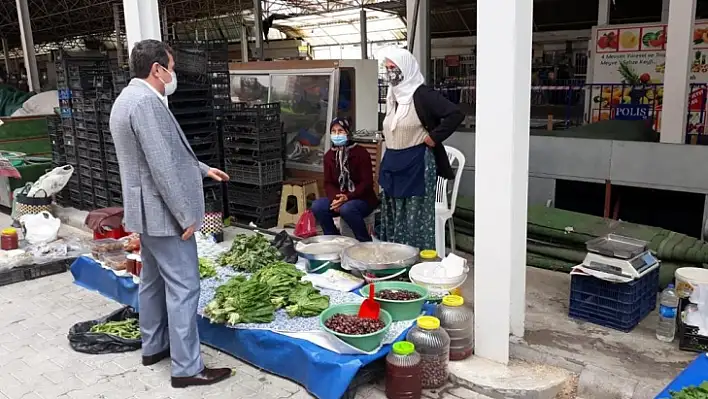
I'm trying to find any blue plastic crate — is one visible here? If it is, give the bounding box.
[568,266,659,332]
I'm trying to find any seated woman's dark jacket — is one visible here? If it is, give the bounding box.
[411,85,465,179]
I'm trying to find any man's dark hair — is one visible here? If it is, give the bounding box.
[129,39,173,79]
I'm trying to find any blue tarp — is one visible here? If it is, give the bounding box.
[656,354,708,398]
[69,256,400,399]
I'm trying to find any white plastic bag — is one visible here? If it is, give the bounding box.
[28,165,74,197]
[20,211,61,245]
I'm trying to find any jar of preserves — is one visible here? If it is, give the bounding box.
[1,228,19,250]
[419,250,441,263]
[385,341,422,399]
[405,316,450,388]
[435,295,474,360]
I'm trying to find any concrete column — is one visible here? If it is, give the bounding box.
[406,0,430,82]
[253,0,264,60]
[475,0,532,364]
[660,0,696,143]
[16,0,40,92]
[661,0,670,23]
[360,8,368,59]
[122,0,162,55]
[241,24,249,62]
[2,38,10,76]
[597,0,610,26]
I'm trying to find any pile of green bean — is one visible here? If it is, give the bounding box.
[89,318,140,339]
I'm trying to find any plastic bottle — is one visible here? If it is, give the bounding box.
[385,341,422,399]
[656,283,679,342]
[405,316,451,388]
[435,295,474,360]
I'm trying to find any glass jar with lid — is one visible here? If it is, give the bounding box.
[405,316,450,388]
[385,341,422,399]
[435,295,474,360]
[1,227,18,250]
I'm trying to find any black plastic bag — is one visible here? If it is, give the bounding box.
[67,306,142,354]
[272,230,298,263]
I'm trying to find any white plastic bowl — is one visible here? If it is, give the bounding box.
[408,261,468,293]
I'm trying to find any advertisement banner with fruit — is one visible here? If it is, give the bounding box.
[590,21,708,134]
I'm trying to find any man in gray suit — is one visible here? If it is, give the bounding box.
[109,39,231,388]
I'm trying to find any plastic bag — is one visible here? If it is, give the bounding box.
[28,165,74,197]
[67,306,142,354]
[294,210,317,238]
[272,230,298,263]
[20,211,61,244]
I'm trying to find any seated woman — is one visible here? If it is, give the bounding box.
[311,118,378,242]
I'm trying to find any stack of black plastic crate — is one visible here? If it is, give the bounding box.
[223,103,284,228]
[47,113,71,207]
[168,40,225,214]
[55,51,118,211]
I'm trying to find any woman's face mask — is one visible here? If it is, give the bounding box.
[331,125,348,146]
[385,64,404,87]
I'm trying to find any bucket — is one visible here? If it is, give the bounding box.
[306,259,341,274]
[675,267,708,298]
[359,281,428,321]
[320,303,392,352]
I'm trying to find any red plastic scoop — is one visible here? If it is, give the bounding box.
[358,283,380,319]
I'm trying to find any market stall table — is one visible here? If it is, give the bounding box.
[656,353,708,398]
[70,255,419,399]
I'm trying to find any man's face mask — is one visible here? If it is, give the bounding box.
[385,66,404,86]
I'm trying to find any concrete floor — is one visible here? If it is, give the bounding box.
[522,267,692,394]
[455,261,693,396]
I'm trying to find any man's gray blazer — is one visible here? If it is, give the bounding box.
[109,79,210,237]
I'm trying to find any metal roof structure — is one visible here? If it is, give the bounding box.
[1,0,708,53]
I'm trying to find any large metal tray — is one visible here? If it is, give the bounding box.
[585,234,648,260]
[342,242,419,271]
[295,235,359,262]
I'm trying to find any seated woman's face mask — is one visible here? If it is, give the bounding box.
[331,125,348,146]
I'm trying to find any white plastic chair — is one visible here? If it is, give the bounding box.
[435,146,466,257]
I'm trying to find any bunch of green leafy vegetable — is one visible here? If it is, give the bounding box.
[252,261,306,309]
[218,233,283,273]
[203,276,275,325]
[285,281,330,317]
[670,382,708,399]
[199,257,218,280]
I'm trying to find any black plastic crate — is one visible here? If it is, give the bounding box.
[223,103,281,129]
[568,266,659,332]
[0,258,75,288]
[74,119,98,132]
[71,89,113,102]
[678,297,708,352]
[225,147,282,162]
[77,138,102,152]
[106,161,120,175]
[104,149,118,163]
[230,204,280,228]
[228,182,282,207]
[226,159,283,186]
[224,133,282,151]
[78,156,103,171]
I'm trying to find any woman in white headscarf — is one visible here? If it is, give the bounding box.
[378,47,464,251]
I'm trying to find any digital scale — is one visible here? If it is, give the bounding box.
[581,250,659,279]
[581,234,660,279]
